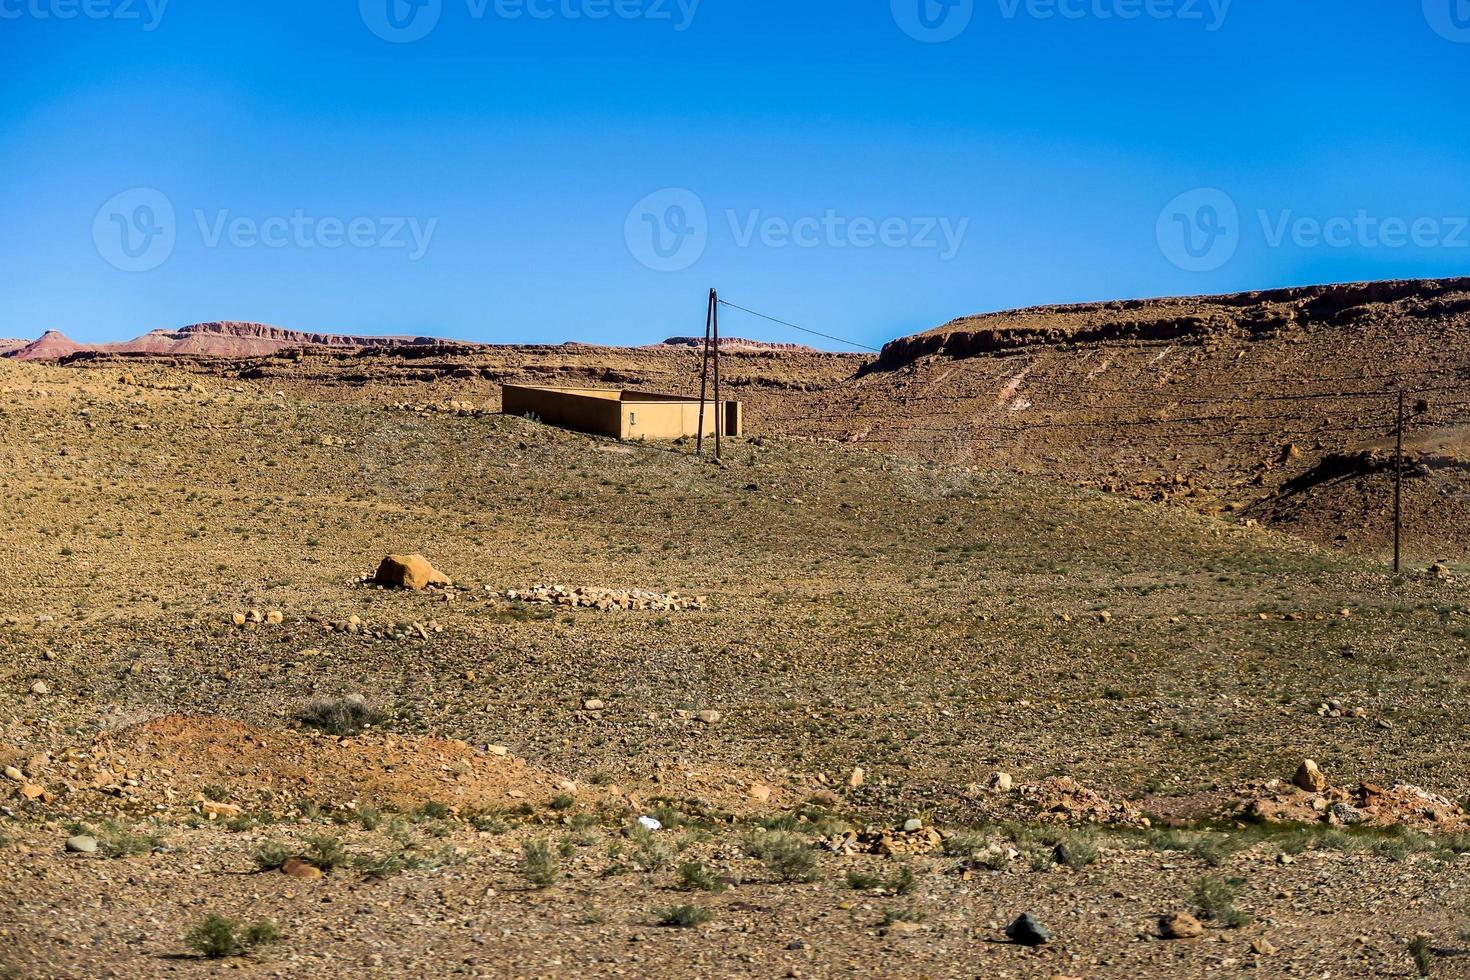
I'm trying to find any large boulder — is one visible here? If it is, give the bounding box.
[373,555,451,591]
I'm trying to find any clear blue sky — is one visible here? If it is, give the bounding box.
[2,0,1467,349]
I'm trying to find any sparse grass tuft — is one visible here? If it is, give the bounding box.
[1193,875,1250,928]
[676,861,726,892]
[747,831,816,883]
[304,833,348,871]
[656,904,713,928]
[297,695,383,736]
[253,839,292,872]
[521,838,560,888]
[184,914,281,959]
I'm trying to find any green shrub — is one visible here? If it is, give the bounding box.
[630,825,674,871]
[676,861,726,892]
[184,915,281,958]
[887,864,917,895]
[845,869,883,890]
[1409,935,1435,977]
[521,838,560,888]
[305,833,348,871]
[1054,832,1100,869]
[1193,875,1250,928]
[253,839,291,872]
[656,904,712,928]
[750,832,816,883]
[297,695,383,736]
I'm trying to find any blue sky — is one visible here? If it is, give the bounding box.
[2,0,1467,349]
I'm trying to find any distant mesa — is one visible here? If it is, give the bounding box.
[4,322,457,361]
[658,336,819,353]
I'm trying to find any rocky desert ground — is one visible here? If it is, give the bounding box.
[4,287,1470,978]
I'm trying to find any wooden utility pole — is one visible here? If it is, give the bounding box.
[696,288,714,456]
[1393,390,1406,574]
[712,291,722,460]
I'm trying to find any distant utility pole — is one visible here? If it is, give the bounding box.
[696,288,722,460]
[1393,390,1406,574]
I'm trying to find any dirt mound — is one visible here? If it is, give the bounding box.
[93,715,576,813]
[1246,781,1468,832]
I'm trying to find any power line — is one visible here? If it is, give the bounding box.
[717,299,884,354]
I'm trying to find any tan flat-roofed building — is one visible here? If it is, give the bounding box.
[501,384,742,441]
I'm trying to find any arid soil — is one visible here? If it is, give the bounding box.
[3,350,1470,978]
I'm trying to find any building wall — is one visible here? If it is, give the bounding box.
[503,384,742,441]
[502,384,624,438]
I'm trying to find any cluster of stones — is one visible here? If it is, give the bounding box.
[324,615,443,641]
[1245,760,1468,830]
[824,821,945,857]
[230,609,284,627]
[507,585,709,613]
[386,401,485,417]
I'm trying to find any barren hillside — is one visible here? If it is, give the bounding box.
[764,278,1470,555]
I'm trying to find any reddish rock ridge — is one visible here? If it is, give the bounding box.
[0,338,31,356]
[872,277,1470,370]
[6,322,458,361]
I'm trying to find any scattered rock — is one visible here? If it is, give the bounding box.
[281,857,323,880]
[374,554,452,590]
[506,584,707,613]
[20,784,44,800]
[1293,759,1328,793]
[902,818,923,832]
[29,680,49,695]
[696,710,721,724]
[583,698,606,711]
[988,771,1013,793]
[1160,912,1204,939]
[2,766,22,782]
[1251,937,1277,956]
[848,766,865,790]
[1005,913,1051,946]
[65,836,98,854]
[202,800,242,819]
